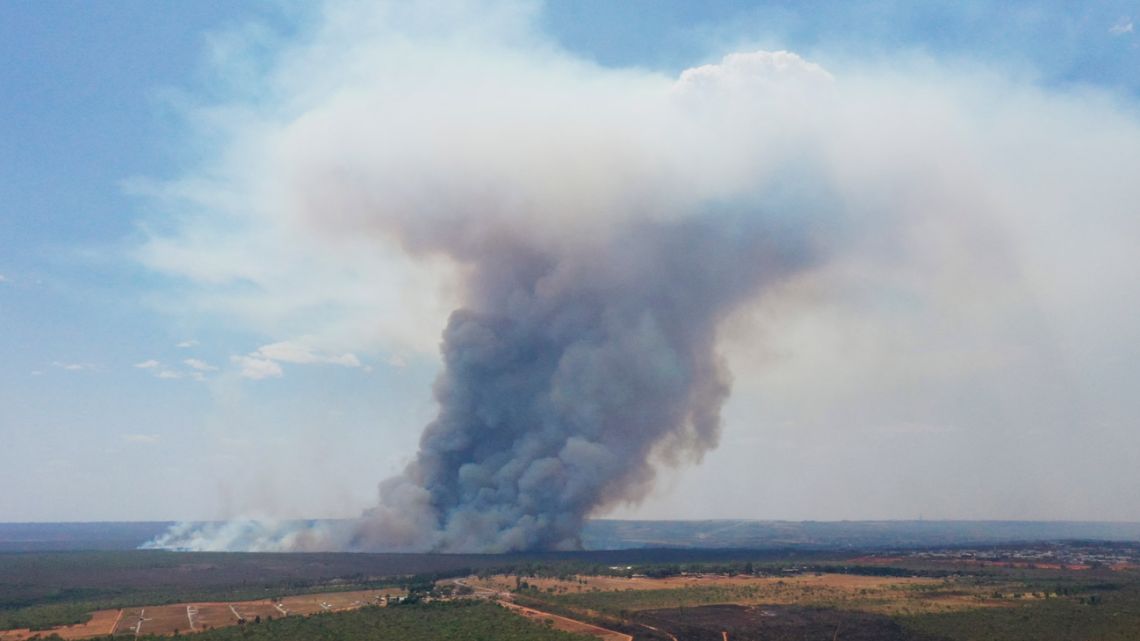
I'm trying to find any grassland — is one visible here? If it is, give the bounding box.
[528,573,1002,615]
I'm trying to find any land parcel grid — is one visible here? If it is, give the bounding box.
[0,590,401,640]
[111,591,397,636]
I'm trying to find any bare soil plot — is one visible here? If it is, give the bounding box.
[278,589,395,615]
[181,604,242,633]
[147,607,193,636]
[113,606,193,638]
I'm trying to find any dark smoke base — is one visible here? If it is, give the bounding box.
[355,214,816,552]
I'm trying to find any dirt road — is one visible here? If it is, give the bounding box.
[498,601,632,641]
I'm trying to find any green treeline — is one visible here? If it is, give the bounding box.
[0,602,93,631]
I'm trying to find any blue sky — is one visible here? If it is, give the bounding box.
[2,1,1139,523]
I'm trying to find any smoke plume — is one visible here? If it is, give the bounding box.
[141,3,1140,550]
[347,212,817,551]
[147,40,833,551]
[141,13,837,550]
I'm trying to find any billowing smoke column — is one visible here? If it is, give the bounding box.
[136,4,1140,550]
[147,209,818,552]
[142,10,841,552]
[352,216,813,551]
[307,48,833,552]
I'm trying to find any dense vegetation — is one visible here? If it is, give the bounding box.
[0,603,92,632]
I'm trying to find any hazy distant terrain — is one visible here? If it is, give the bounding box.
[581,520,1140,550]
[4,520,1139,553]
[0,522,173,551]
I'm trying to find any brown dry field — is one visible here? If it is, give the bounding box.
[469,572,941,593]
[0,589,404,641]
[469,573,1018,615]
[498,601,632,641]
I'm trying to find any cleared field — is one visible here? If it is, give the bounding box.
[278,589,395,615]
[0,590,402,640]
[470,572,938,594]
[471,573,1022,616]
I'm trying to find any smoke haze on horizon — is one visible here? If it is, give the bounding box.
[127,2,1140,553]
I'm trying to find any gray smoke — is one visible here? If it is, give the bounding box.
[350,215,816,551]
[143,2,1140,552]
[144,209,823,553]
[139,36,842,552]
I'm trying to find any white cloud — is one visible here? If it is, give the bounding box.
[674,50,833,98]
[255,341,361,368]
[52,361,94,372]
[123,434,161,445]
[224,341,362,380]
[1110,17,1134,35]
[176,340,200,348]
[136,359,201,380]
[0,274,8,283]
[231,355,284,380]
[183,358,219,371]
